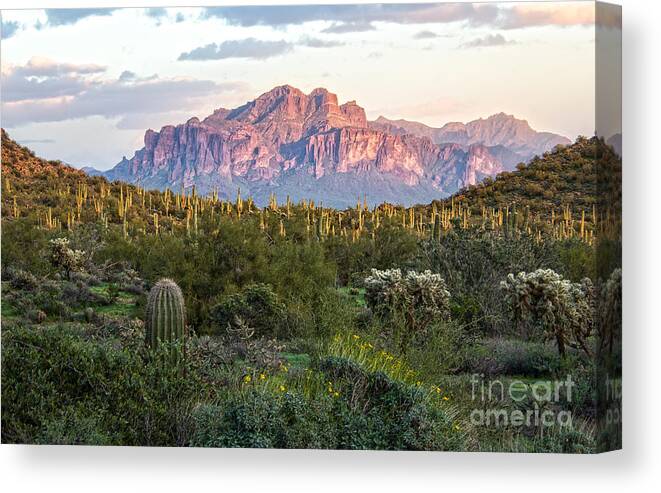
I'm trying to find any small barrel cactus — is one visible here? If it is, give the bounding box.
[145,278,186,348]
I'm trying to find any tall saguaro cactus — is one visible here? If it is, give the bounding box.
[145,278,186,348]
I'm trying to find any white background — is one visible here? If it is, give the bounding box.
[1,0,658,491]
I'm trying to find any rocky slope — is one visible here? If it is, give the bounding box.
[1,129,85,180]
[370,113,570,158]
[102,85,568,207]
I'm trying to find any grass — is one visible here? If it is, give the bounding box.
[1,299,19,320]
[280,352,311,368]
[89,283,140,317]
[337,287,366,307]
[1,282,19,320]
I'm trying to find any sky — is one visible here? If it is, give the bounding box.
[1,2,602,170]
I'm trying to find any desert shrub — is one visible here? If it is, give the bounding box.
[1,323,199,446]
[36,405,113,445]
[404,320,473,378]
[191,356,464,451]
[557,238,596,281]
[419,230,563,335]
[210,283,286,338]
[61,280,104,306]
[191,392,336,449]
[565,363,597,418]
[460,338,563,377]
[599,268,622,356]
[486,421,595,454]
[0,218,50,277]
[500,269,594,357]
[31,281,70,318]
[6,267,39,291]
[364,268,450,345]
[26,309,47,324]
[318,356,463,450]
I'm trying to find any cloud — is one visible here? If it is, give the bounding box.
[202,3,499,27]
[322,21,375,34]
[459,34,516,49]
[1,20,19,39]
[499,4,595,30]
[1,58,248,127]
[413,30,439,40]
[202,3,595,31]
[178,36,343,61]
[118,70,137,81]
[178,38,293,61]
[42,8,117,27]
[2,58,107,102]
[11,57,106,78]
[299,37,344,48]
[145,8,167,19]
[18,138,56,144]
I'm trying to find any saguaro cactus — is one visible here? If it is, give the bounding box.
[145,278,186,348]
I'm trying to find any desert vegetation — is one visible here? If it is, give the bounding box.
[1,131,621,451]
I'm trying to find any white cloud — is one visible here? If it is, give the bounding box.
[178,38,293,61]
[459,34,517,49]
[1,58,248,127]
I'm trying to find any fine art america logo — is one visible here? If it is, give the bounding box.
[469,374,575,428]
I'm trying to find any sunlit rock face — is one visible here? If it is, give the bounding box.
[103,85,568,207]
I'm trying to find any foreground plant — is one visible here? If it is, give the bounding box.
[500,269,594,357]
[145,278,187,348]
[364,268,451,338]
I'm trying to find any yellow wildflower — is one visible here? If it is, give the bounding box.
[243,375,251,384]
[259,373,266,380]
[442,396,449,401]
[279,385,286,392]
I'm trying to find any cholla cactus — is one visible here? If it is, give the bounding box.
[48,237,85,279]
[599,268,622,354]
[364,268,451,335]
[500,269,594,357]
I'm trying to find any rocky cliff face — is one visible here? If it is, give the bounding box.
[103,85,569,208]
[371,112,570,159]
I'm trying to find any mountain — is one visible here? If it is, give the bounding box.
[1,129,85,180]
[439,135,623,220]
[100,85,569,208]
[370,113,570,158]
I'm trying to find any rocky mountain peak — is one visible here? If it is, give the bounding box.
[100,85,571,208]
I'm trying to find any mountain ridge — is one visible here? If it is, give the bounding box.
[89,85,569,207]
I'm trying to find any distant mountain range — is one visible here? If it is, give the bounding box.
[95,85,570,207]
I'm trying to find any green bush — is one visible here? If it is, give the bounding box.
[191,392,336,449]
[192,356,465,451]
[209,283,286,338]
[460,338,563,377]
[318,356,464,451]
[418,229,564,335]
[1,323,199,446]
